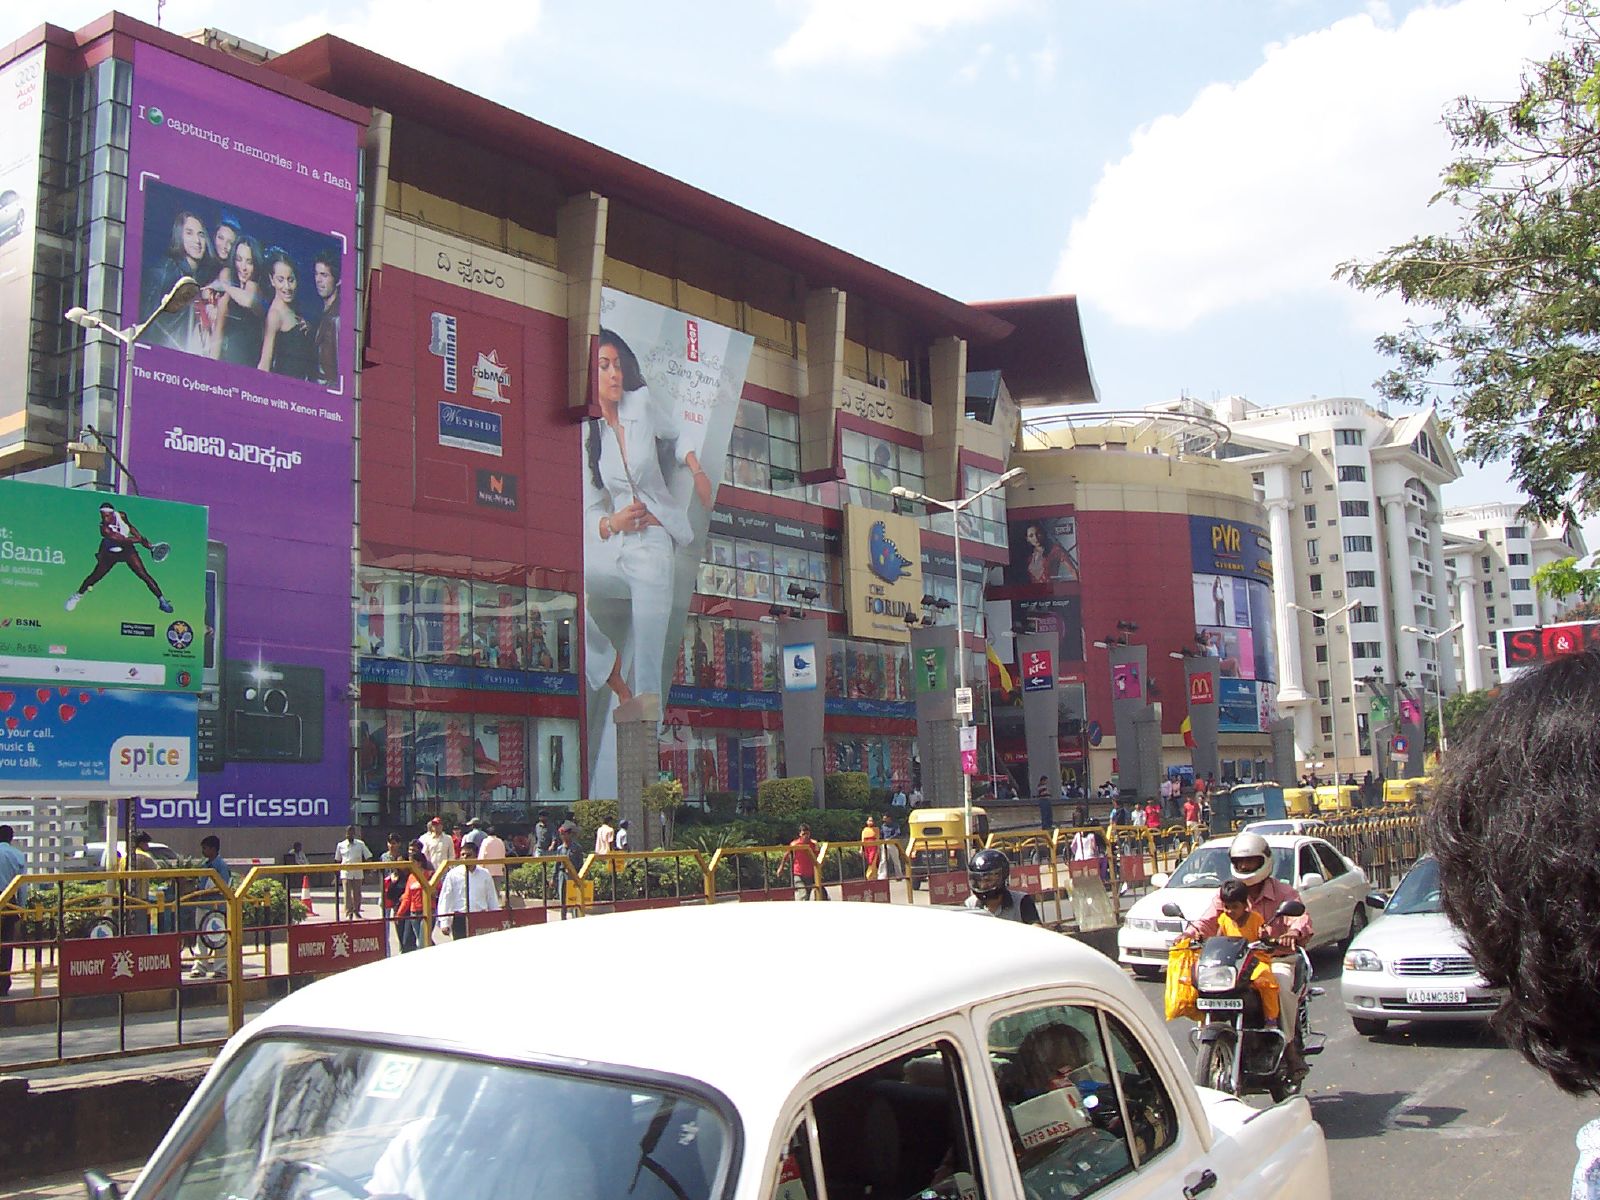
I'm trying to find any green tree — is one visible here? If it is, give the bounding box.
[1339,4,1600,585]
[642,779,685,847]
[1534,555,1600,604]
[1425,688,1498,752]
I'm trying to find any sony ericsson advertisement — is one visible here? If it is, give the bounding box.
[120,44,362,828]
[583,288,754,798]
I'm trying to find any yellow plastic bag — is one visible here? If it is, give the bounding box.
[1164,938,1200,1020]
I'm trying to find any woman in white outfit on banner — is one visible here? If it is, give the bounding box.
[584,328,711,797]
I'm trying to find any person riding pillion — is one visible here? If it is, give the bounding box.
[1191,831,1312,1077]
[964,849,1042,925]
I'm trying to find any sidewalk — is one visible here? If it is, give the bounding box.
[12,1161,142,1199]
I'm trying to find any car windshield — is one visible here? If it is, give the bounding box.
[1166,845,1294,889]
[137,1038,733,1200]
[1385,856,1444,915]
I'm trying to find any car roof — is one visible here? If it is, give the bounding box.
[245,903,1130,1102]
[1196,833,1326,850]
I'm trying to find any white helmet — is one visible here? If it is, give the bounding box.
[1228,831,1272,886]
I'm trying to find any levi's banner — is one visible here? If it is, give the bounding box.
[121,44,363,828]
[59,934,183,996]
[0,480,207,690]
[289,920,386,974]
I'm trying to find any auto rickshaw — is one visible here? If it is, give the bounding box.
[1383,776,1431,805]
[908,805,989,884]
[1282,787,1314,817]
[1208,783,1287,834]
[1313,784,1358,813]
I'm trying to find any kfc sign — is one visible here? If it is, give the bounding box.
[1189,672,1216,705]
[1022,649,1054,693]
[1502,620,1600,671]
[60,934,182,996]
[289,920,387,974]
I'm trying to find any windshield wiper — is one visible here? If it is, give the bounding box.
[629,1098,694,1200]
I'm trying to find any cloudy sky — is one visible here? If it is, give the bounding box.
[10,0,1590,543]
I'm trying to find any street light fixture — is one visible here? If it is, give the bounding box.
[63,275,199,872]
[64,275,200,496]
[890,466,1025,840]
[1289,597,1361,788]
[1401,622,1463,753]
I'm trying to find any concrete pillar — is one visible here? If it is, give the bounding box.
[1018,632,1061,810]
[778,615,829,807]
[1107,642,1149,798]
[800,288,846,480]
[613,694,658,849]
[1457,569,1486,692]
[1382,496,1418,679]
[1425,512,1455,692]
[1266,499,1307,704]
[1182,658,1221,786]
[556,192,608,413]
[911,624,963,807]
[924,336,967,501]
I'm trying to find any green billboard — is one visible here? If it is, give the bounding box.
[0,480,206,690]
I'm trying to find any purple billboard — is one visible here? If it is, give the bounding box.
[122,44,361,829]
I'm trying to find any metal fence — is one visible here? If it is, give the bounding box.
[0,812,1424,1070]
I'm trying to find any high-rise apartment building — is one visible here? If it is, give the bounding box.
[1442,504,1589,689]
[1158,396,1461,774]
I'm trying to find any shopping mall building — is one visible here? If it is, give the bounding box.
[0,16,1276,856]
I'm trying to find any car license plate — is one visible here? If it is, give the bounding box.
[1196,997,1244,1010]
[1405,987,1467,1005]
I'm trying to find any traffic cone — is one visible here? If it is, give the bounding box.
[300,875,315,914]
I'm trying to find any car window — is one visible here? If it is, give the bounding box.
[1168,846,1293,889]
[985,1003,1135,1199]
[1312,843,1347,881]
[1297,846,1321,881]
[1101,1014,1180,1165]
[773,1121,820,1200]
[806,1039,983,1200]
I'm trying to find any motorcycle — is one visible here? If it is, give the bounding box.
[1162,899,1324,1102]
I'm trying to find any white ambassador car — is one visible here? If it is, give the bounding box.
[1341,854,1501,1036]
[1118,835,1371,976]
[98,904,1329,1200]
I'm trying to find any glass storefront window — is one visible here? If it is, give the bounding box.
[527,588,576,674]
[675,615,780,692]
[827,734,916,792]
[659,725,777,803]
[358,567,412,659]
[698,537,842,612]
[357,567,577,674]
[413,575,472,663]
[825,638,913,701]
[841,429,924,513]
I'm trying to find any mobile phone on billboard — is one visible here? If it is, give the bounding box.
[198,540,227,772]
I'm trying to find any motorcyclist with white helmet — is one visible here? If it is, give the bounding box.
[1192,831,1313,1080]
[964,849,1042,925]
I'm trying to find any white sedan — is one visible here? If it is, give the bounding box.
[100,903,1330,1200]
[1341,854,1501,1036]
[1118,834,1372,976]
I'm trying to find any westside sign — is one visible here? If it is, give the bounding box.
[289,919,386,974]
[60,933,182,995]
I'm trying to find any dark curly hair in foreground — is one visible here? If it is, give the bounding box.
[1426,646,1600,1095]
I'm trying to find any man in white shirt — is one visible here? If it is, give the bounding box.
[477,824,507,901]
[909,786,923,808]
[419,816,453,873]
[334,825,372,919]
[435,841,500,939]
[615,819,630,852]
[594,815,615,856]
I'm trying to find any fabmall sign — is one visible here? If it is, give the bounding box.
[842,505,924,644]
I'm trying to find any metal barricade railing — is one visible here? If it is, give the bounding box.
[584,849,712,909]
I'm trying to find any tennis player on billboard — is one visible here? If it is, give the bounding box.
[583,292,753,799]
[64,500,175,614]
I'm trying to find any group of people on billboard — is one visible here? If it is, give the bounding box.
[141,183,342,386]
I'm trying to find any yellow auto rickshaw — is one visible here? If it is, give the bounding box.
[908,806,989,883]
[1313,784,1358,813]
[1383,777,1431,806]
[1282,787,1314,817]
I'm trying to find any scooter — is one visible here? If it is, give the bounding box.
[1162,899,1324,1102]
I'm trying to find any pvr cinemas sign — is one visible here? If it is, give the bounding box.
[1502,620,1600,669]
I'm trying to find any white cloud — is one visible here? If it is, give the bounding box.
[1053,0,1562,331]
[773,0,1027,69]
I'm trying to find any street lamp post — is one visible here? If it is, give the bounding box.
[63,276,199,866]
[65,275,200,497]
[1401,622,1464,754]
[891,466,1025,841]
[1289,598,1361,789]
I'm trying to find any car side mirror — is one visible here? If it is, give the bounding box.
[1365,893,1388,910]
[83,1170,121,1200]
[1151,872,1170,890]
[1274,900,1306,918]
[1160,902,1183,918]
[1300,873,1325,890]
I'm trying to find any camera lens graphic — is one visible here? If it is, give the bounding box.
[263,688,290,715]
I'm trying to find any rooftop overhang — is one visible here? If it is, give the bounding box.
[965,295,1098,407]
[265,36,1014,346]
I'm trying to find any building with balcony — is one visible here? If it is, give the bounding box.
[1441,503,1590,689]
[1155,395,1462,775]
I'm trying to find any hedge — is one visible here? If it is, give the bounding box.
[825,772,871,810]
[757,777,814,819]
